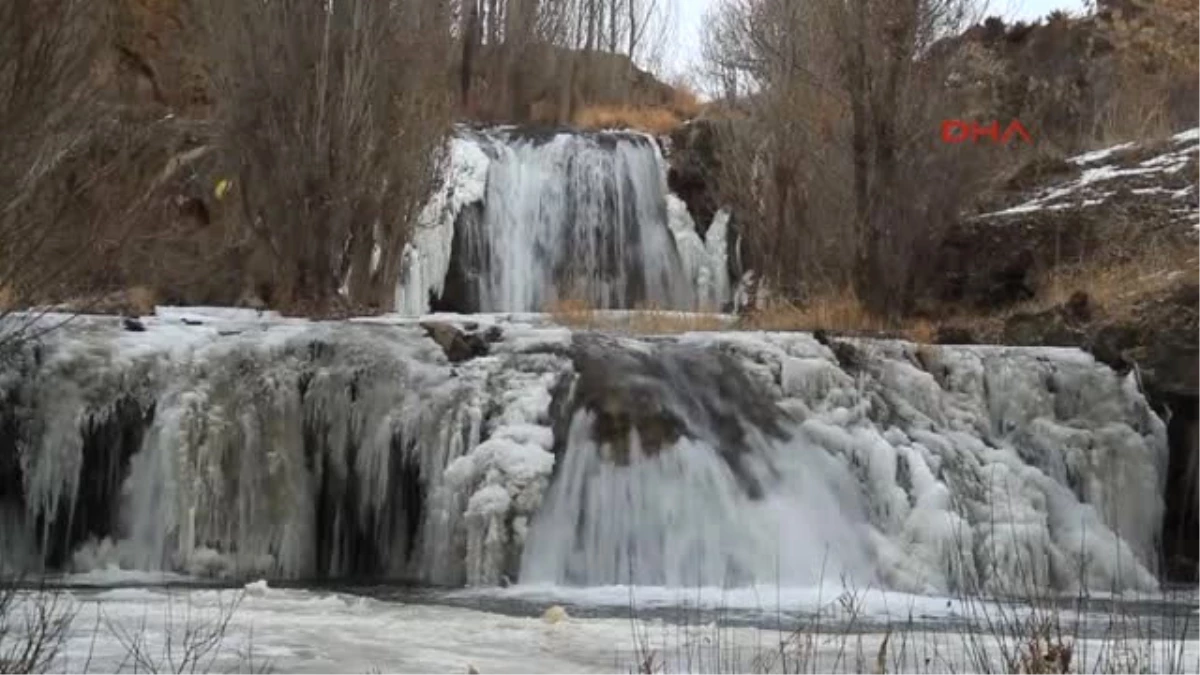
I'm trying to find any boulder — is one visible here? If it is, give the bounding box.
[420,321,489,363]
[560,334,789,499]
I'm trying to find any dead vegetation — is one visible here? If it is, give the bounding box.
[573,85,702,134]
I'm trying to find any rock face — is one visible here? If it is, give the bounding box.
[667,120,724,238]
[934,130,1199,311]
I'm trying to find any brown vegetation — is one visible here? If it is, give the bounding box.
[573,103,689,134]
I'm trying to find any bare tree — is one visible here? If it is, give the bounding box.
[0,0,110,353]
[703,0,985,317]
[196,0,455,314]
[0,577,75,674]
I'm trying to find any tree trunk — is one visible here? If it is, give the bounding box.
[460,1,479,109]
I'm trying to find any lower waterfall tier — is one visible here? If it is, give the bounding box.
[0,309,1169,595]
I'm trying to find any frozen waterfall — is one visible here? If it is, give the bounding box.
[396,127,730,315]
[0,310,1172,597]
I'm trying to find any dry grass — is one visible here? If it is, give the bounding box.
[545,291,938,340]
[573,82,704,135]
[666,83,704,120]
[1032,246,1197,319]
[125,285,159,316]
[741,288,891,333]
[945,244,1199,340]
[740,287,939,343]
[573,104,686,135]
[546,297,731,334]
[547,245,1192,344]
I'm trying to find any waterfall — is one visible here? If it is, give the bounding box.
[0,311,1170,595]
[396,127,729,314]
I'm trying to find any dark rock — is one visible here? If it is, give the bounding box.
[122,317,146,332]
[421,321,487,363]
[1063,290,1092,323]
[1088,323,1138,373]
[829,339,867,372]
[1002,309,1085,347]
[667,119,726,236]
[561,334,789,499]
[935,326,975,345]
[482,325,504,344]
[432,201,487,314]
[181,318,204,326]
[1162,392,1199,583]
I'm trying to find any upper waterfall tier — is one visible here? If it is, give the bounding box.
[0,310,1168,595]
[396,127,730,315]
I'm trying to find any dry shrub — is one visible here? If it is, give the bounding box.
[573,104,685,135]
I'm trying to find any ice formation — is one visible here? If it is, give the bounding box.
[395,127,730,314]
[0,310,1169,595]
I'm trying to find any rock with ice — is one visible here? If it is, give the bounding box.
[0,310,1169,596]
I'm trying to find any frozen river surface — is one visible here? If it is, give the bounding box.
[12,576,1198,674]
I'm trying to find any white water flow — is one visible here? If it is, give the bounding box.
[519,410,875,587]
[396,128,729,314]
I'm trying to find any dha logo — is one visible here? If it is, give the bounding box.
[941,119,1033,145]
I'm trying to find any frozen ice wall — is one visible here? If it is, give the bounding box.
[0,312,1169,595]
[520,333,1167,595]
[397,127,730,314]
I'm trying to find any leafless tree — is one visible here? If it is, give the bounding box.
[703,0,987,317]
[195,0,455,314]
[0,0,110,354]
[0,578,75,674]
[457,0,677,123]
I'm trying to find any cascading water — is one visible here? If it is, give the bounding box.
[0,310,1171,597]
[396,127,729,315]
[518,337,876,588]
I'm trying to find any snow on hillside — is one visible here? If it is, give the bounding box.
[980,128,1199,224]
